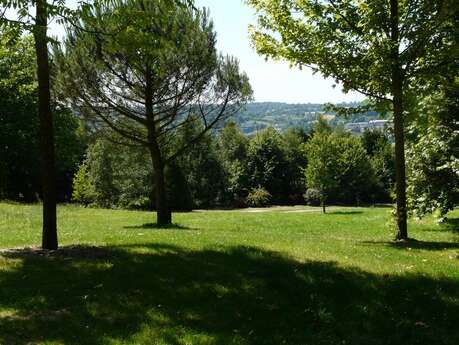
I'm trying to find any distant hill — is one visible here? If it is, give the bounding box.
[233,102,384,135]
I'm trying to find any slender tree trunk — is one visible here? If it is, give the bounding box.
[390,0,408,240]
[34,0,58,250]
[144,66,172,226]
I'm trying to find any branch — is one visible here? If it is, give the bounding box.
[165,90,232,164]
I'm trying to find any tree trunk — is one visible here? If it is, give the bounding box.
[390,0,408,240]
[393,86,408,240]
[144,65,172,226]
[34,0,58,250]
[149,149,172,226]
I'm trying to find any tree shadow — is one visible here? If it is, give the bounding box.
[443,218,459,232]
[327,211,364,215]
[123,223,193,230]
[360,239,459,251]
[420,218,459,234]
[0,244,457,345]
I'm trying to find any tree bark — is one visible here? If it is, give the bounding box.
[34,0,58,250]
[390,0,408,240]
[144,66,172,226]
[149,149,172,226]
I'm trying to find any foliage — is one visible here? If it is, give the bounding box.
[281,128,309,203]
[164,162,194,212]
[304,133,340,209]
[303,188,322,207]
[72,128,225,211]
[55,0,252,224]
[72,120,397,210]
[246,186,271,207]
[0,30,85,201]
[361,130,390,157]
[246,127,290,203]
[310,115,333,136]
[247,0,458,237]
[407,79,459,218]
[361,129,395,203]
[175,121,226,209]
[218,121,250,204]
[305,130,375,209]
[71,162,95,206]
[248,0,456,99]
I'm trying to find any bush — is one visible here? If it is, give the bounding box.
[303,188,322,206]
[246,187,271,207]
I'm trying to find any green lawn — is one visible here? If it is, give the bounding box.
[0,203,458,345]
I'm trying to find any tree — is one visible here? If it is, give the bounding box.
[361,129,395,203]
[175,121,226,209]
[305,131,374,213]
[246,127,290,204]
[248,0,457,239]
[56,0,252,225]
[282,128,309,203]
[361,129,390,157]
[217,121,250,205]
[305,134,340,213]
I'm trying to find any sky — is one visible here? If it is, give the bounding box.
[195,0,363,104]
[46,0,364,104]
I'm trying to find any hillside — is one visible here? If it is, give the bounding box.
[234,102,384,135]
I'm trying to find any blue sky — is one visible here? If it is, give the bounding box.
[48,0,364,103]
[195,0,363,103]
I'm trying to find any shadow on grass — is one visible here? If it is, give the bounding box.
[360,239,459,251]
[0,244,458,345]
[327,211,364,215]
[420,218,459,234]
[123,223,193,230]
[443,218,459,232]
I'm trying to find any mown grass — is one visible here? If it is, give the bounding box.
[0,203,458,345]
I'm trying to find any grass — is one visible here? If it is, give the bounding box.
[0,203,458,345]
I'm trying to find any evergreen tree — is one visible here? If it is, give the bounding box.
[56,0,252,225]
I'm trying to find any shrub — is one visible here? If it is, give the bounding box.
[246,187,271,207]
[304,188,322,206]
